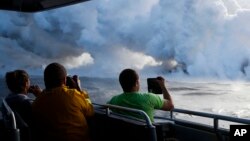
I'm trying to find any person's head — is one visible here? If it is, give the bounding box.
[119,68,139,92]
[5,70,30,94]
[44,62,67,89]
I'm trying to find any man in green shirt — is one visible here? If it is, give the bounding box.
[107,68,174,122]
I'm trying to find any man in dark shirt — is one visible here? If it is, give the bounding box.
[5,70,41,125]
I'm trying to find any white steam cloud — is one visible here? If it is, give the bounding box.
[114,47,162,70]
[1,0,250,79]
[63,53,94,69]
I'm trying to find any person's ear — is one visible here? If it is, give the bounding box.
[136,80,139,86]
[135,80,140,90]
[24,80,30,93]
[63,77,67,85]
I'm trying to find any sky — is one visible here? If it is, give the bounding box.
[1,0,250,79]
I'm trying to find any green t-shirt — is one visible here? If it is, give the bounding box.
[107,92,164,122]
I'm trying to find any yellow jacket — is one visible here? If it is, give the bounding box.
[32,86,94,141]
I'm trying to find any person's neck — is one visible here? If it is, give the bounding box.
[14,91,28,95]
[124,90,138,93]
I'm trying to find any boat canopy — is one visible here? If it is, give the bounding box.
[0,0,90,12]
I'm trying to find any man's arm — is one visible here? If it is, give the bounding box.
[157,77,174,111]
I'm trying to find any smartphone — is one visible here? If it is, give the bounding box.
[147,78,162,94]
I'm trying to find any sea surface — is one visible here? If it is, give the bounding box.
[1,76,250,128]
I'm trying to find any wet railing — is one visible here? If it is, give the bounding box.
[171,108,250,130]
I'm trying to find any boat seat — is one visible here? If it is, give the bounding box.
[89,105,157,141]
[14,112,31,141]
[153,120,176,141]
[1,98,31,141]
[1,98,20,141]
[0,117,8,141]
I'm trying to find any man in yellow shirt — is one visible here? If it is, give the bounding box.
[32,62,94,141]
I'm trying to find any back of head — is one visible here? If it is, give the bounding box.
[5,70,29,94]
[119,69,139,92]
[44,63,67,90]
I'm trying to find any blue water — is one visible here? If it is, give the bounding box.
[1,76,250,120]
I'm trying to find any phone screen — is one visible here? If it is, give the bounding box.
[147,78,162,94]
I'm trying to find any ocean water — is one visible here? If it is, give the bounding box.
[1,76,250,127]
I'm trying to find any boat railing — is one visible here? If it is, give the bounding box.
[170,108,250,129]
[92,104,250,141]
[101,103,153,125]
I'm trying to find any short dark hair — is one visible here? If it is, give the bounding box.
[44,63,67,89]
[119,69,138,92]
[5,70,29,94]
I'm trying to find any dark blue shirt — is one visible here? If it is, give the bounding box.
[5,94,34,125]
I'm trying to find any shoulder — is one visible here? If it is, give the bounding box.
[111,93,124,98]
[109,95,119,101]
[65,88,93,106]
[6,94,25,99]
[61,86,83,97]
[143,93,161,98]
[143,93,163,103]
[6,94,33,102]
[64,88,87,101]
[107,94,123,104]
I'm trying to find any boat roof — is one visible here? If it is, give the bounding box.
[0,0,90,12]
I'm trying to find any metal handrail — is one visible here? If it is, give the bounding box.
[171,108,250,130]
[2,98,17,129]
[106,104,153,126]
[93,103,153,127]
